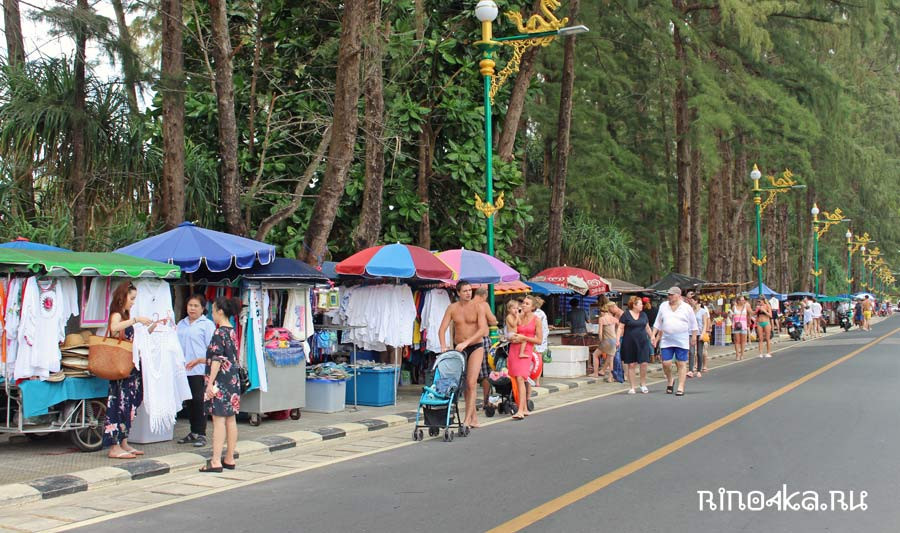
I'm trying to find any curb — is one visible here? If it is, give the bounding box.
[0,375,593,508]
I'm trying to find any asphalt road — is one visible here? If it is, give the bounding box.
[77,318,900,533]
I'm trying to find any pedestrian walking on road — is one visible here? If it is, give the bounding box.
[507,296,542,419]
[651,287,698,396]
[591,304,618,382]
[810,297,823,338]
[177,294,215,448]
[532,297,549,387]
[618,296,653,394]
[861,295,874,331]
[689,300,710,377]
[802,298,814,339]
[731,296,750,361]
[199,297,243,473]
[755,298,773,358]
[104,282,155,460]
[473,287,498,410]
[439,281,489,429]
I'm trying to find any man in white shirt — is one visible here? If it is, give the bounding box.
[652,287,698,396]
[768,295,781,334]
[810,297,823,338]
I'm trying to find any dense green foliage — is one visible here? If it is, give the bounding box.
[0,0,898,292]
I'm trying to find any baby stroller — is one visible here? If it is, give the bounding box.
[412,351,470,442]
[484,342,534,417]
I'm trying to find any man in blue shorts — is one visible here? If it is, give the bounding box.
[651,287,698,396]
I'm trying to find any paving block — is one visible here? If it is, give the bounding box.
[0,483,41,508]
[117,459,170,481]
[253,435,296,453]
[154,452,207,471]
[25,505,106,522]
[372,415,409,427]
[69,466,131,489]
[5,515,69,532]
[278,430,323,445]
[180,474,239,489]
[232,440,270,456]
[311,427,346,441]
[354,419,390,431]
[26,475,87,500]
[328,422,368,436]
[146,483,209,497]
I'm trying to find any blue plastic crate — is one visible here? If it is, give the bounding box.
[345,367,397,407]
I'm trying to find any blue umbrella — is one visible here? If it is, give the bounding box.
[0,237,70,252]
[115,221,275,273]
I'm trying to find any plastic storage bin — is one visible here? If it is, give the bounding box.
[345,367,397,407]
[549,345,589,362]
[542,360,586,378]
[305,378,347,413]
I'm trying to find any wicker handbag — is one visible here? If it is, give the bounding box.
[88,329,134,380]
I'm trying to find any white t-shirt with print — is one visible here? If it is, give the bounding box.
[653,300,699,350]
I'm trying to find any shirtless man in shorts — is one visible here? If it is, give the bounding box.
[861,295,874,331]
[439,281,488,428]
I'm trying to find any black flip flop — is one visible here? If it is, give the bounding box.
[666,385,674,394]
[199,461,223,473]
[223,462,236,470]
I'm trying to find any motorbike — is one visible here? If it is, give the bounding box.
[785,313,803,341]
[839,312,852,331]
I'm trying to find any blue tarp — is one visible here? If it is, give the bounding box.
[18,377,109,418]
[525,281,574,295]
[116,221,275,273]
[748,283,785,300]
[0,239,70,252]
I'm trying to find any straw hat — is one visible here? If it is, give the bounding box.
[62,369,91,377]
[61,347,90,356]
[61,356,90,370]
[45,371,66,383]
[61,333,89,350]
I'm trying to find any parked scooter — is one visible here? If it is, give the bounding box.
[839,311,853,331]
[785,312,803,341]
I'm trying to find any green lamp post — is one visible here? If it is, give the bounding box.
[810,203,850,295]
[846,230,853,298]
[474,0,587,309]
[750,165,805,295]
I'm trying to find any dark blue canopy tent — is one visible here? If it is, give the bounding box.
[748,283,785,300]
[0,237,70,252]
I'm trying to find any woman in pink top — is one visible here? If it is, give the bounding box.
[507,296,543,420]
[731,295,750,361]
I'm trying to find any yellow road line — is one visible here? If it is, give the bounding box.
[486,326,900,533]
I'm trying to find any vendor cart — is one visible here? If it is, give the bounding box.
[0,249,181,451]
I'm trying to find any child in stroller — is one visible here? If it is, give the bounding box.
[412,351,470,442]
[483,342,535,417]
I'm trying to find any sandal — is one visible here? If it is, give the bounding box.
[675,390,684,396]
[223,462,236,470]
[108,451,136,459]
[666,385,674,394]
[199,461,223,473]
[512,414,525,420]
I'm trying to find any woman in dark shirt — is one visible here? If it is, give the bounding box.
[617,296,654,395]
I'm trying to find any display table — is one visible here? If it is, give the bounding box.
[543,345,588,378]
[17,377,109,418]
[242,356,306,418]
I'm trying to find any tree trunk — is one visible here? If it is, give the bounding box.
[111,0,140,116]
[690,146,703,278]
[209,0,247,236]
[779,203,790,292]
[496,46,539,162]
[299,0,364,265]
[70,0,89,249]
[4,0,34,217]
[545,0,579,267]
[351,0,386,250]
[160,0,185,230]
[705,137,724,280]
[255,126,332,242]
[672,12,691,275]
[801,185,816,292]
[416,124,433,249]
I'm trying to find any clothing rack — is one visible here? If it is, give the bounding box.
[315,324,364,410]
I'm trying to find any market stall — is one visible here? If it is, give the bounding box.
[0,249,180,451]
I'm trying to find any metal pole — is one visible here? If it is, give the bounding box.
[754,189,764,294]
[813,228,819,295]
[477,22,497,312]
[847,239,852,298]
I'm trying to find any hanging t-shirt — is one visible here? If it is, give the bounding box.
[15,277,79,380]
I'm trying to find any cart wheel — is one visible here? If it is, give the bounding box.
[509,402,518,416]
[464,426,471,437]
[485,405,495,417]
[497,403,506,414]
[26,433,51,441]
[429,427,439,437]
[449,430,454,442]
[290,409,301,420]
[443,429,450,442]
[412,429,419,441]
[70,400,106,452]
[249,413,261,426]
[527,399,534,412]
[418,429,424,441]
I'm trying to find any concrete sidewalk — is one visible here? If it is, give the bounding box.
[0,320,855,508]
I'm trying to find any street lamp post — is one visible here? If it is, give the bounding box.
[810,203,849,295]
[750,164,805,295]
[474,0,588,309]
[846,230,853,298]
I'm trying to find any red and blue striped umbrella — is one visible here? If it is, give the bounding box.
[335,243,454,280]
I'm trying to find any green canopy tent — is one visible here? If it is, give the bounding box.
[0,249,181,278]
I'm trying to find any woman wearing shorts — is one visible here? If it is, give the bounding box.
[731,296,750,361]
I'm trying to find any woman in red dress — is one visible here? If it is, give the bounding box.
[507,296,543,420]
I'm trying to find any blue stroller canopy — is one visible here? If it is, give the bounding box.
[431,351,465,396]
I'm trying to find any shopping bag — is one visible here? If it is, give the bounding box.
[612,348,625,383]
[88,331,134,380]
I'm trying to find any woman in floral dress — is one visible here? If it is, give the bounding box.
[200,297,242,473]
